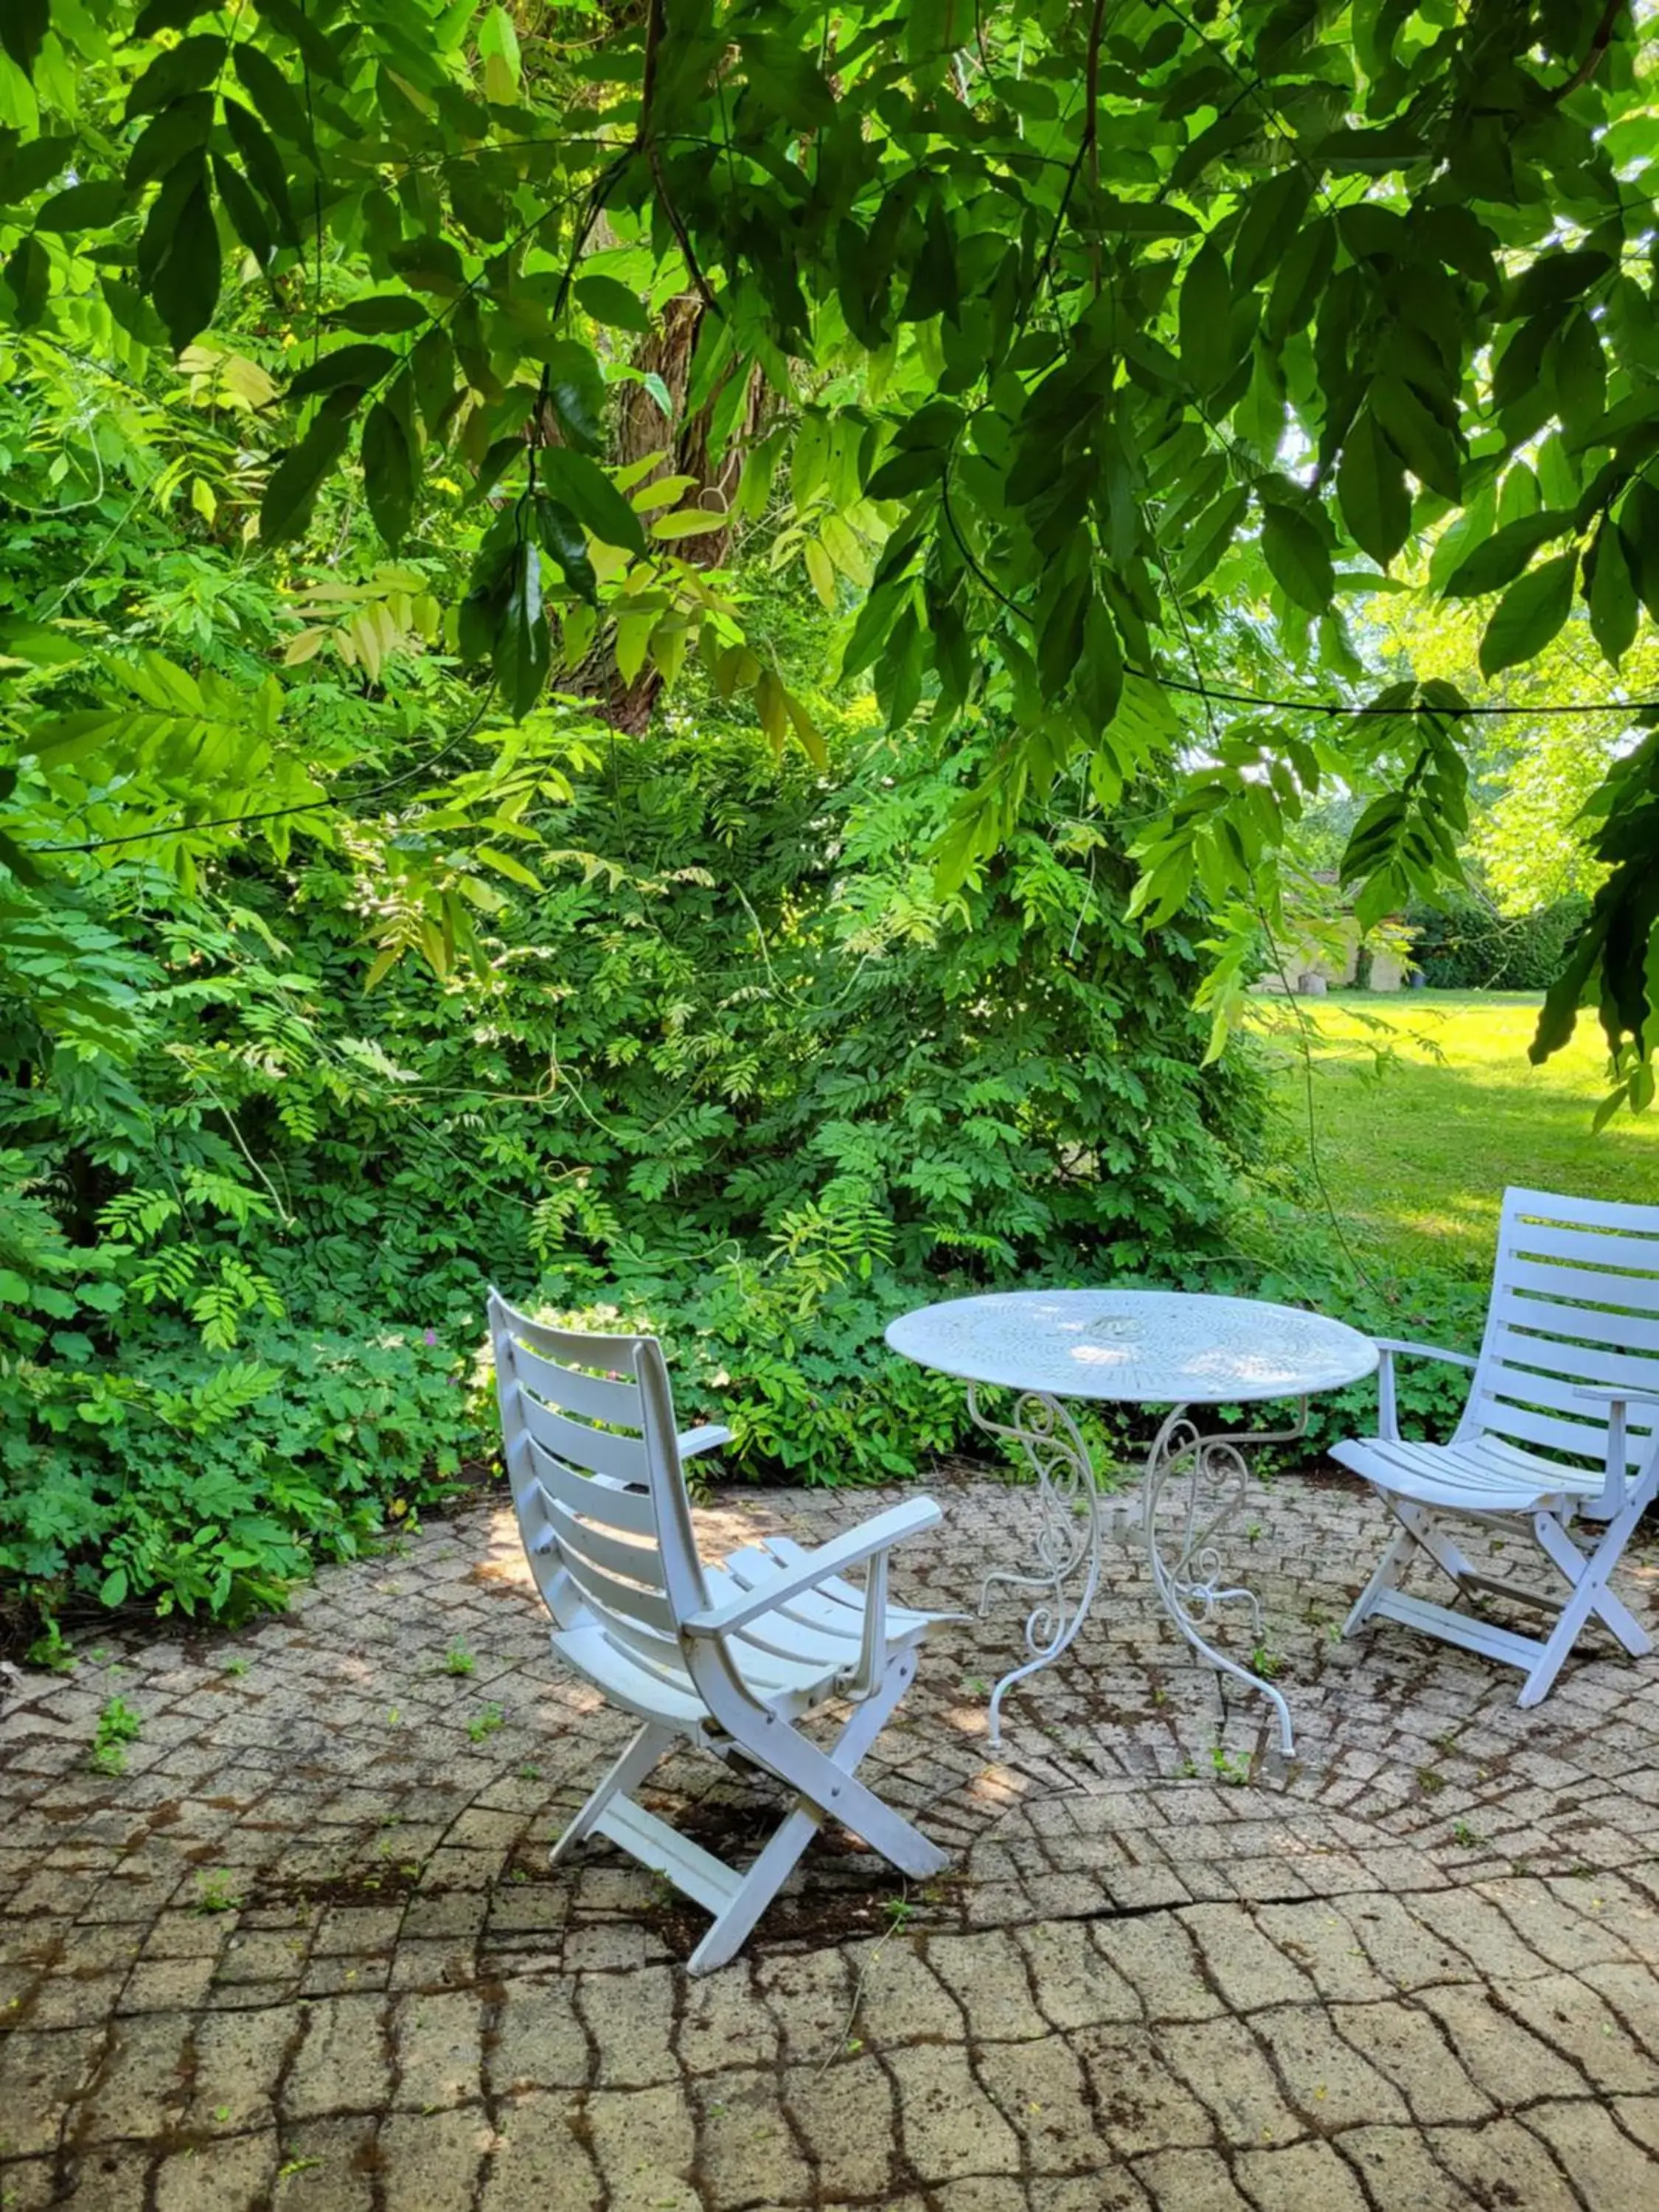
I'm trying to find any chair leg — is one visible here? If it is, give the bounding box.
[550,1720,678,1867]
[745,1652,950,1885]
[1345,1518,1417,1635]
[1530,1512,1652,1658]
[1346,1498,1478,1636]
[1518,1498,1656,1705]
[688,1652,946,1975]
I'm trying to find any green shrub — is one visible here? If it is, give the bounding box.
[1409,893,1591,992]
[1,1315,482,1636]
[2,702,1269,1635]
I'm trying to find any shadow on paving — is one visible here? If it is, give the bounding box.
[2,1467,1658,2211]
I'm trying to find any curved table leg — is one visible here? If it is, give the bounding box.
[1143,1402,1302,1757]
[966,1386,1106,1753]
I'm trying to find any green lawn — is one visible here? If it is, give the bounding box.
[1258,991,1659,1277]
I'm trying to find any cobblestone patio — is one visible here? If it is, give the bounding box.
[3,1463,1658,2211]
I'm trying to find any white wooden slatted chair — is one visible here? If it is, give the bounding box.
[1334,1186,1659,1705]
[487,1288,951,1973]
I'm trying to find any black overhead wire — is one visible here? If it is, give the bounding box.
[24,685,501,856]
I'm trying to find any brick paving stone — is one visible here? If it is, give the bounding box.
[1337,2124,1476,2210]
[676,1959,776,2072]
[0,2158,60,2211]
[378,2105,491,2211]
[1337,1893,1471,1990]
[77,2012,194,2143]
[888,2043,1022,2183]
[1233,2138,1370,2212]
[1030,2175,1152,2212]
[1486,1968,1659,2092]
[1248,2003,1409,2130]
[153,2126,278,2212]
[52,2148,148,2210]
[1091,1917,1217,2022]
[930,1930,1049,2041]
[1581,1958,1659,2056]
[575,1963,676,2088]
[1071,2028,1214,2157]
[390,1987,484,2110]
[1176,1907,1315,2012]
[479,2092,604,2212]
[585,2083,698,2212]
[694,2067,813,2205]
[5,1477,1659,2212]
[1531,2097,1659,2203]
[1326,1997,1494,2123]
[1251,1904,1393,2003]
[1014,1919,1141,2030]
[268,2115,378,2211]
[185,2003,297,2134]
[490,1978,590,2091]
[984,2031,1101,2175]
[1159,2015,1307,2148]
[1403,1885,1557,1980]
[1428,2116,1582,2211]
[1132,2147,1255,2210]
[846,1935,964,2045]
[785,2054,897,2199]
[1413,1979,1594,2105]
[282,1994,392,2120]
[0,2029,101,2158]
[930,2184,1028,2212]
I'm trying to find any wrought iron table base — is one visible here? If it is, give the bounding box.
[971,1386,1303,1756]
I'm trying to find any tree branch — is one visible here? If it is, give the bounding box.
[1552,0,1624,102]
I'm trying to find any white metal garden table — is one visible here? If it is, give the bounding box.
[886,1290,1378,1754]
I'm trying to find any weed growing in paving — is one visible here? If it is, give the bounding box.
[444,1643,476,1677]
[468,1705,504,1744]
[194,1870,244,1914]
[89,1697,142,1776]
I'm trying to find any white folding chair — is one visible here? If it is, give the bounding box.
[487,1289,950,1972]
[1334,1187,1659,1705]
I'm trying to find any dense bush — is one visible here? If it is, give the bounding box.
[1,680,1277,1639]
[1409,893,1592,992]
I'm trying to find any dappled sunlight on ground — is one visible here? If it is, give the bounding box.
[4,1470,1659,2210]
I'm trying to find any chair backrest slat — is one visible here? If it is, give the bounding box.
[526,1437,657,1537]
[554,1540,681,1637]
[512,1338,644,1428]
[1478,1359,1658,1425]
[488,1287,709,1637]
[1472,1392,1635,1466]
[1490,1302,1659,1374]
[1467,1190,1659,1480]
[539,1488,668,1591]
[518,1388,651,1488]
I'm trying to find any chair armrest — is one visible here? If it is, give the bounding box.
[1573,1385,1659,1413]
[678,1425,734,1458]
[1374,1340,1477,1444]
[1573,1387,1659,1516]
[681,1497,942,1639]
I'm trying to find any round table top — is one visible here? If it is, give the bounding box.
[886,1288,1378,1405]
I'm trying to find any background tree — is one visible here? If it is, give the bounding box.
[0,0,1655,1101]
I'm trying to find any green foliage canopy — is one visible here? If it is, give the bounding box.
[3,0,1659,1102]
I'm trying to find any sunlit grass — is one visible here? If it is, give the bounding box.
[1256,990,1659,1276]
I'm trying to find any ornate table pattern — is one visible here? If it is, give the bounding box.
[886,1290,1379,1753]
